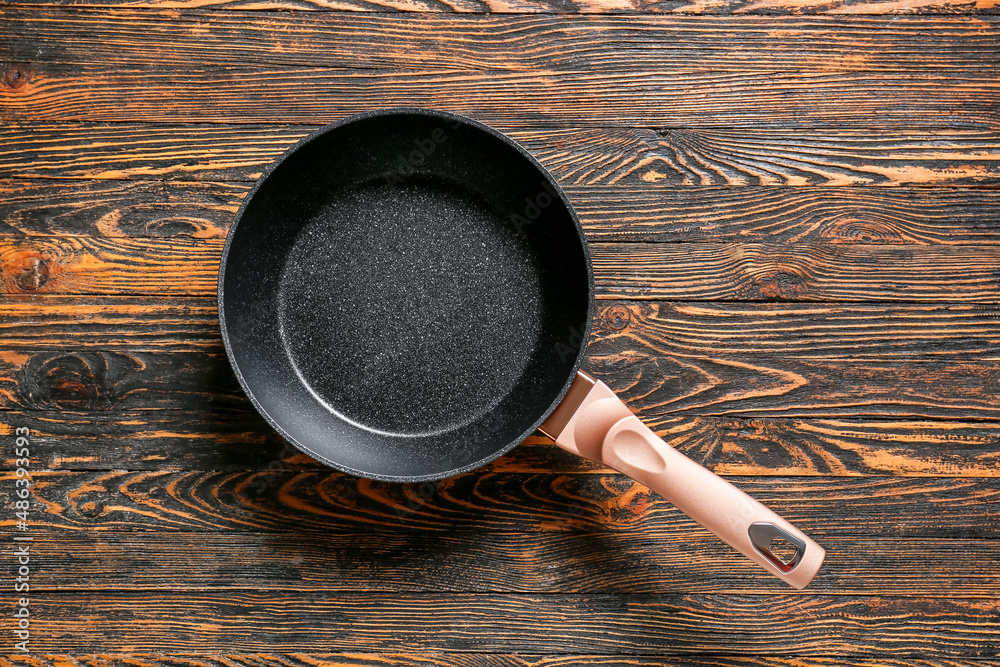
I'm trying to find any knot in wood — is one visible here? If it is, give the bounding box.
[825,217,903,244]
[604,305,631,330]
[17,352,120,410]
[11,254,50,292]
[3,63,31,90]
[752,270,807,301]
[78,501,104,518]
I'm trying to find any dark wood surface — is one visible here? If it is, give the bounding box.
[1,1,999,664]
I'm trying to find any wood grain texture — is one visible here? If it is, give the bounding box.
[591,301,1000,360]
[16,530,1000,596]
[4,124,999,187]
[0,350,244,411]
[590,243,1000,301]
[2,301,999,419]
[2,65,999,128]
[6,591,1000,654]
[0,296,221,350]
[0,408,303,470]
[6,297,1000,356]
[543,129,1000,187]
[3,469,997,536]
[2,322,1000,420]
[588,353,1000,419]
[4,179,1000,245]
[0,236,219,295]
[571,186,1000,243]
[5,10,1000,73]
[0,657,993,667]
[0,124,309,182]
[1,0,997,14]
[4,238,1000,302]
[6,409,1000,477]
[0,179,242,237]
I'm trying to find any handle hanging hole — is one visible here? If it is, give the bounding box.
[768,537,800,565]
[748,522,806,573]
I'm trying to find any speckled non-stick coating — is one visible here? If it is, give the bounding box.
[219,108,593,482]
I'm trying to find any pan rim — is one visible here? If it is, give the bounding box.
[218,107,595,482]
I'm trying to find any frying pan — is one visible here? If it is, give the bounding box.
[219,108,825,589]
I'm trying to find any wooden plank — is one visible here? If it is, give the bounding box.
[10,590,1000,654]
[571,186,1000,243]
[0,179,243,238]
[5,297,1000,357]
[546,129,1000,187]
[2,66,999,128]
[2,469,997,536]
[0,350,245,411]
[590,301,1000,361]
[0,124,307,182]
[0,235,981,302]
[4,11,999,73]
[6,408,1000,477]
[3,124,999,187]
[589,354,1000,420]
[0,236,221,295]
[0,124,306,181]
[5,179,1000,245]
[3,238,1000,301]
[0,297,221,350]
[0,0,997,15]
[593,301,1000,419]
[590,243,1000,301]
[0,657,990,667]
[2,304,1000,418]
[4,295,1000,422]
[19,531,1000,597]
[0,408,301,471]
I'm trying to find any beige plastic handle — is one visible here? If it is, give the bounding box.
[540,372,825,589]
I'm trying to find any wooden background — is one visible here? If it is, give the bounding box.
[2,0,1000,663]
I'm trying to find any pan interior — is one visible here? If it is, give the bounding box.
[220,111,592,480]
[277,176,543,437]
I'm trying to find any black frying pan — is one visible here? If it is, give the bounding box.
[219,108,824,588]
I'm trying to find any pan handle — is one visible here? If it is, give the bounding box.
[540,372,825,590]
